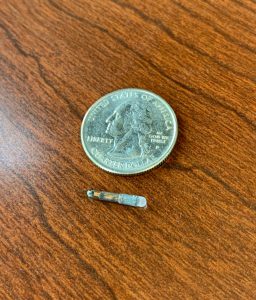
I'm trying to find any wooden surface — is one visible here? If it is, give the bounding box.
[0,0,256,299]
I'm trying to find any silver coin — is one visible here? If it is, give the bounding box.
[81,88,178,175]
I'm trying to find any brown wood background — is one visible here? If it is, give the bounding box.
[0,0,256,299]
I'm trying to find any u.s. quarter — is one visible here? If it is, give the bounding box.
[81,88,178,175]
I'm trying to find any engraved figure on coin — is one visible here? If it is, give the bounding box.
[105,100,153,158]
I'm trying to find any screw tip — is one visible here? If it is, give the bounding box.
[87,190,94,198]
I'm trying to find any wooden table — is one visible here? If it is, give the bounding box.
[0,1,255,299]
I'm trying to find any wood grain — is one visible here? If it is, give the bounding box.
[0,0,255,299]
